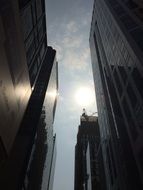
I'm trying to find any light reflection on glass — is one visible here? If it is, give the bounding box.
[46,90,59,99]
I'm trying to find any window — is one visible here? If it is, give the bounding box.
[26,38,36,66]
[29,59,38,85]
[106,147,114,185]
[135,106,143,129]
[132,67,143,98]
[31,1,37,25]
[113,69,122,95]
[122,98,138,140]
[21,6,33,40]
[118,64,127,84]
[114,5,126,17]
[108,0,118,7]
[138,148,143,171]
[120,15,137,30]
[109,139,117,178]
[19,0,31,9]
[127,57,134,70]
[40,40,46,60]
[127,83,137,108]
[130,28,143,51]
[36,0,42,19]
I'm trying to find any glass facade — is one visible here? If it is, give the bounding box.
[19,0,47,86]
[0,0,58,189]
[90,0,143,189]
[0,0,31,154]
[23,56,58,190]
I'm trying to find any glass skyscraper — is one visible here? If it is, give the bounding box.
[0,1,58,190]
[90,0,143,189]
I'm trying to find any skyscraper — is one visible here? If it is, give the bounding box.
[0,0,58,189]
[0,0,31,156]
[74,114,106,190]
[90,0,143,189]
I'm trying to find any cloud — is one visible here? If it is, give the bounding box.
[66,21,78,33]
[47,12,93,76]
[62,48,89,71]
[62,35,83,49]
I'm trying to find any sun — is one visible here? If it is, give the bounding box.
[75,87,95,106]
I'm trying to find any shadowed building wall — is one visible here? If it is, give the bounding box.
[74,116,106,190]
[90,0,143,189]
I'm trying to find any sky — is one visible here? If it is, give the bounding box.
[45,0,97,190]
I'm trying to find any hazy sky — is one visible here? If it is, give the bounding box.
[46,0,97,190]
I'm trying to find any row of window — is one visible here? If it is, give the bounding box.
[93,24,143,187]
[20,0,47,85]
[95,0,143,135]
[107,0,143,51]
[29,39,46,85]
[94,1,143,177]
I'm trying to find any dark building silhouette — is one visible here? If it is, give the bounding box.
[90,0,143,189]
[0,0,58,190]
[74,115,106,190]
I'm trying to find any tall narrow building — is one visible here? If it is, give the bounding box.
[90,0,143,189]
[0,0,58,190]
[74,114,106,190]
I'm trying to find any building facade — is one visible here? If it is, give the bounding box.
[0,0,58,190]
[19,0,47,87]
[90,0,143,189]
[0,0,31,155]
[74,115,106,190]
[22,47,58,190]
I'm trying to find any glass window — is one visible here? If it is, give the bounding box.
[118,65,127,83]
[127,83,137,108]
[36,0,42,19]
[109,139,117,178]
[29,60,38,85]
[127,56,134,70]
[21,5,33,40]
[31,1,37,25]
[25,33,34,50]
[108,0,119,7]
[122,97,138,140]
[106,146,114,185]
[113,69,122,95]
[40,40,46,60]
[130,28,143,51]
[132,67,143,98]
[114,5,126,17]
[19,0,31,9]
[135,105,143,129]
[26,38,36,66]
[120,15,137,30]
[138,148,143,171]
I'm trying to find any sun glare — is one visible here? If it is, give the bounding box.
[75,87,95,106]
